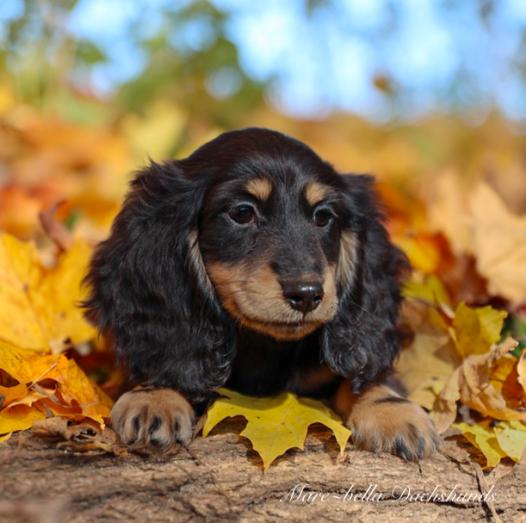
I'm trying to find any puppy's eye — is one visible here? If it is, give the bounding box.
[313,208,334,227]
[228,204,256,225]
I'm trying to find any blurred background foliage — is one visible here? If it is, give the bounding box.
[0,0,525,241]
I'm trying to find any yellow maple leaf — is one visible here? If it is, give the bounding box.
[0,405,46,436]
[202,388,351,470]
[0,233,96,353]
[454,420,507,468]
[451,303,508,358]
[494,420,526,462]
[455,419,526,468]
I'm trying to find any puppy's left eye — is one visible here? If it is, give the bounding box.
[228,204,256,225]
[313,207,334,227]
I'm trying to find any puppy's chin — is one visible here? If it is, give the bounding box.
[236,315,323,341]
[220,293,332,340]
[205,261,338,340]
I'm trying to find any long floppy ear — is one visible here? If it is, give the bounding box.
[83,161,236,401]
[322,174,409,393]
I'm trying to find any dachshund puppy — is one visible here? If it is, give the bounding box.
[84,128,439,461]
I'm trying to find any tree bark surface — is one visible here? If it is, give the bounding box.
[1,421,525,523]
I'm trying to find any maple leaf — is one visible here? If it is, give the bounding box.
[451,303,508,358]
[494,420,526,462]
[454,419,526,468]
[202,388,351,470]
[454,420,508,468]
[0,233,96,353]
[0,405,46,438]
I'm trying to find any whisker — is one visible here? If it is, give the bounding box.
[344,295,385,323]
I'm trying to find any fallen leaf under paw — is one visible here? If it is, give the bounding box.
[202,388,351,470]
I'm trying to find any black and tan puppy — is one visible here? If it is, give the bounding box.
[84,128,439,460]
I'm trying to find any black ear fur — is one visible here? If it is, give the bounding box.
[83,161,236,401]
[322,174,409,392]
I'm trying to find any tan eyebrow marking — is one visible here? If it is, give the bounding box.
[305,181,330,206]
[245,177,273,201]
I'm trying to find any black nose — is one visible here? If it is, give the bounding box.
[282,281,324,313]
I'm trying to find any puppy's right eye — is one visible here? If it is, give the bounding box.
[313,207,334,227]
[228,204,256,225]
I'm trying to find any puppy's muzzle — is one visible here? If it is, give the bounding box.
[281,280,324,313]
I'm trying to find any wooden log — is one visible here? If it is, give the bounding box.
[1,422,525,522]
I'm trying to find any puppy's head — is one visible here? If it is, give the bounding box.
[84,128,407,397]
[191,129,358,341]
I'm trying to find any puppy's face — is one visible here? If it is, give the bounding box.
[196,147,357,341]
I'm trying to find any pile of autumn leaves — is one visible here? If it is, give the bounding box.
[395,178,526,467]
[0,235,111,442]
[0,172,525,470]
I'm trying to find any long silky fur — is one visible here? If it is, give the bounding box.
[83,161,236,401]
[322,174,409,392]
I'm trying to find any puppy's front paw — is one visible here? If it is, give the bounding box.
[335,383,439,461]
[111,388,194,451]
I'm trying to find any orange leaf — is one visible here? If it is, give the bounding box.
[45,356,112,425]
[0,383,28,408]
[0,341,111,426]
